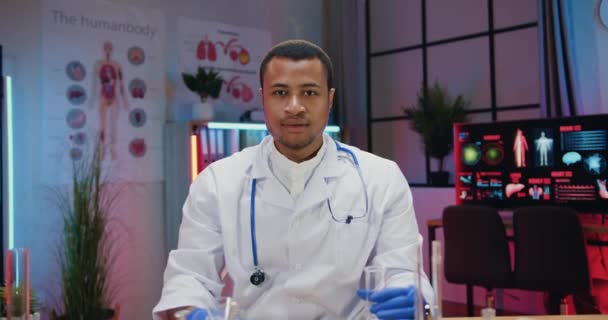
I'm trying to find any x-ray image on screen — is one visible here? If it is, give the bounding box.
[533,129,554,167]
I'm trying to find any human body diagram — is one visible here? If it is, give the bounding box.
[91,41,129,160]
[513,129,529,168]
[535,131,553,167]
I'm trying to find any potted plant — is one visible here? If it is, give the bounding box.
[403,82,469,185]
[182,67,223,120]
[50,142,119,320]
[0,285,40,319]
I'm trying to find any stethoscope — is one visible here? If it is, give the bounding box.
[249,140,369,286]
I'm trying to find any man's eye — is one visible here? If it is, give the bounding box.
[272,90,287,96]
[304,90,318,96]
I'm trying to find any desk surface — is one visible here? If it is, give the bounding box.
[445,315,606,320]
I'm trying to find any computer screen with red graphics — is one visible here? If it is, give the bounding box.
[454,115,608,212]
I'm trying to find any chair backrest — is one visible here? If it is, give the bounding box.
[513,206,590,294]
[443,205,513,289]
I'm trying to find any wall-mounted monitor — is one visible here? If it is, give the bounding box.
[454,114,608,212]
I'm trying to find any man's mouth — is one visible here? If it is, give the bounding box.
[281,121,308,132]
[281,119,308,127]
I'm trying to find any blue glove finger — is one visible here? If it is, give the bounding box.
[357,289,374,301]
[370,290,416,314]
[369,287,415,302]
[375,306,416,320]
[186,308,208,320]
[357,287,416,302]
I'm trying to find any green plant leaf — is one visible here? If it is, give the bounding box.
[403,81,470,172]
[182,73,197,93]
[182,67,224,101]
[50,139,119,319]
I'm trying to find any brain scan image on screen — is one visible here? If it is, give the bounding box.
[562,151,582,166]
[584,153,606,175]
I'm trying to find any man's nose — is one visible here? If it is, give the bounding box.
[285,95,305,114]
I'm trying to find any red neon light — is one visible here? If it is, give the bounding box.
[528,178,551,184]
[551,171,573,177]
[559,125,582,132]
[483,134,501,141]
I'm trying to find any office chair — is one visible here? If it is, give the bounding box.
[513,206,590,314]
[443,205,514,316]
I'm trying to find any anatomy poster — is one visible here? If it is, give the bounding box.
[177,17,272,120]
[42,0,166,183]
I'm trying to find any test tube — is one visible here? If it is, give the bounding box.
[414,240,424,320]
[431,240,443,320]
[5,248,30,320]
[364,265,385,320]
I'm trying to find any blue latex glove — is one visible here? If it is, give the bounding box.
[357,287,417,319]
[186,307,208,320]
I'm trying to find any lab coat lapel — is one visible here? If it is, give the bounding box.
[297,135,345,211]
[250,137,294,210]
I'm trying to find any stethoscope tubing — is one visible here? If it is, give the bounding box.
[249,140,366,285]
[250,178,259,268]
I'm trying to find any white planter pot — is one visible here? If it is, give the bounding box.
[192,100,214,121]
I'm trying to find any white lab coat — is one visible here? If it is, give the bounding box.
[153,134,434,319]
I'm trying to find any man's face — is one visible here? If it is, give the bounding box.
[261,57,334,158]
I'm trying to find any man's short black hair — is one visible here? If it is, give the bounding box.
[259,39,334,90]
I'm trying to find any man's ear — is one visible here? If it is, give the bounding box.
[328,88,335,110]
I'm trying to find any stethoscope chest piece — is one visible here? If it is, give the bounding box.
[250,268,265,286]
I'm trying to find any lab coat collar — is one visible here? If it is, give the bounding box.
[316,133,343,179]
[296,134,346,211]
[248,134,346,210]
[249,136,293,209]
[250,134,343,179]
[250,135,273,180]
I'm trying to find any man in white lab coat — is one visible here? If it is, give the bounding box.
[153,40,434,320]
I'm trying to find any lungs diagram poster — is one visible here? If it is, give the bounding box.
[42,0,166,184]
[177,17,272,120]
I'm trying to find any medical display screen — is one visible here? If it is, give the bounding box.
[454,115,608,211]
